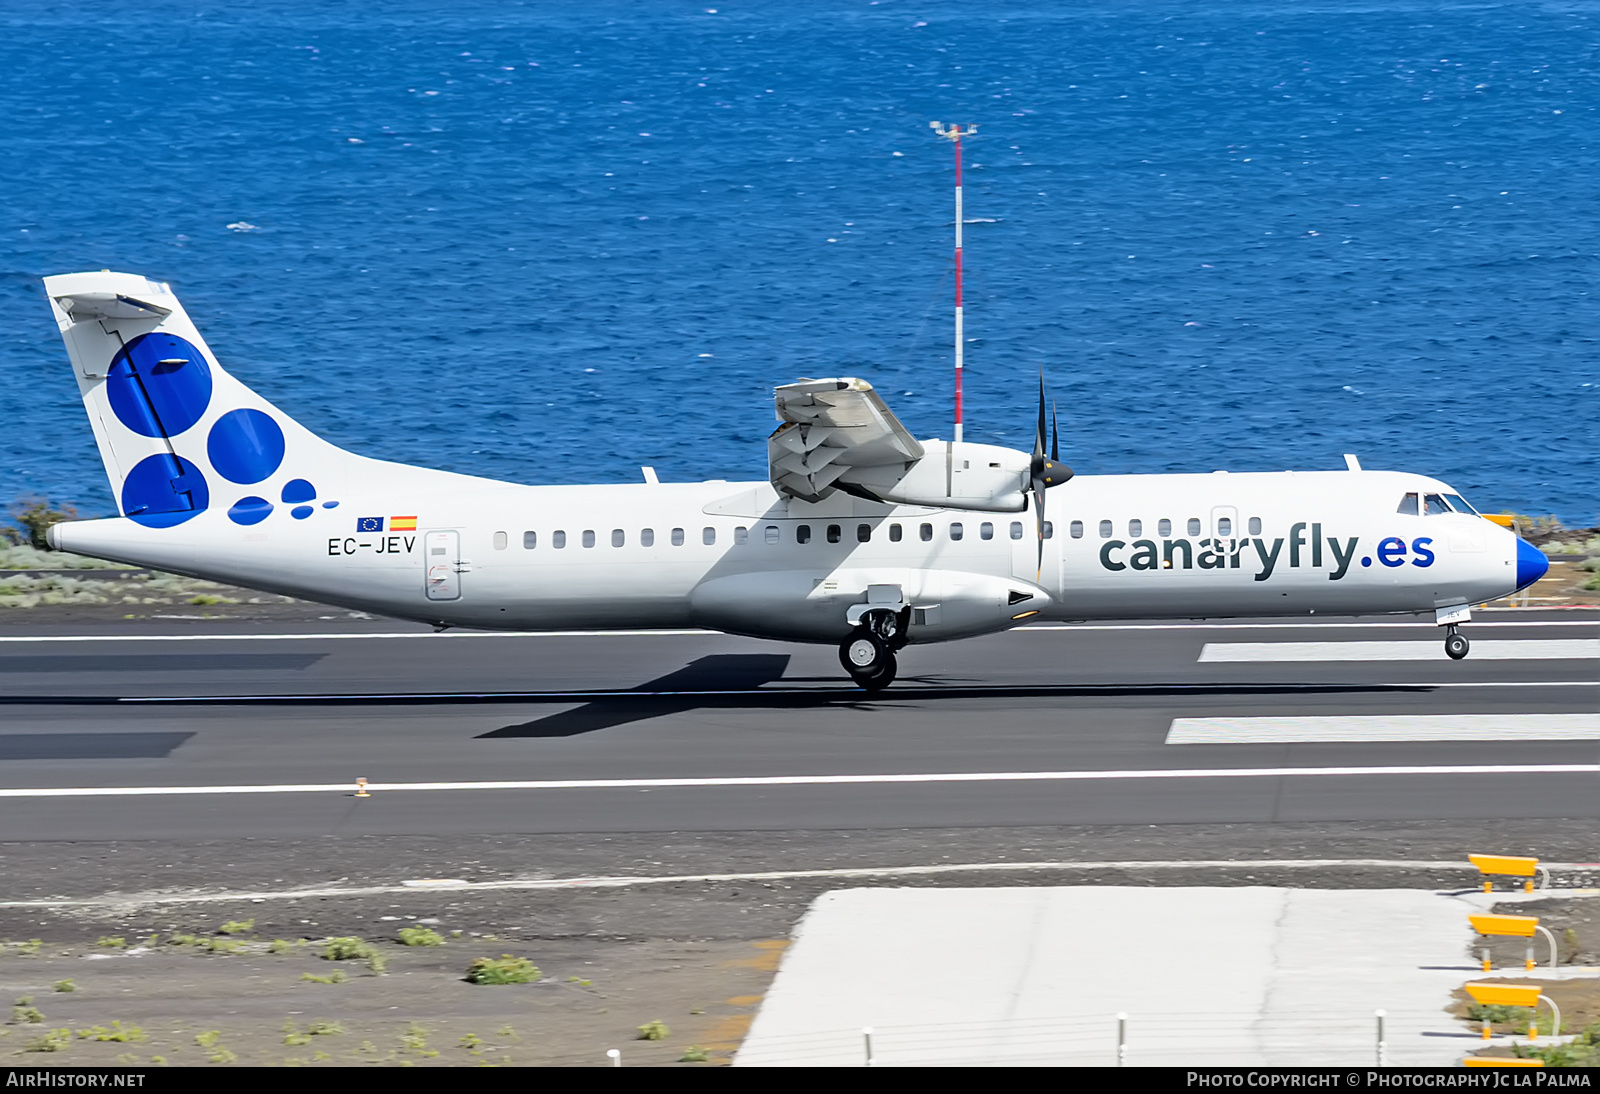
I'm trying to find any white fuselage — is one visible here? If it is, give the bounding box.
[53,466,1523,644]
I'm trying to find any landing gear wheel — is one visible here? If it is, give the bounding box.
[839,629,897,691]
[1444,630,1470,660]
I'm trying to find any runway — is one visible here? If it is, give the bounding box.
[0,611,1594,843]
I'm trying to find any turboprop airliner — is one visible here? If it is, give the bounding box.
[39,270,1547,690]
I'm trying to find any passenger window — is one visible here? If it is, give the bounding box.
[857,524,871,543]
[553,530,567,549]
[1099,520,1113,539]
[735,526,748,545]
[523,531,536,549]
[612,529,625,547]
[1187,517,1201,536]
[493,531,508,551]
[1423,493,1451,516]
[1397,492,1419,516]
[980,522,994,540]
[827,524,841,543]
[1443,493,1477,515]
[703,526,716,545]
[1248,517,1262,536]
[671,527,685,546]
[949,522,964,541]
[1013,522,1026,540]
[764,525,779,544]
[1157,518,1171,538]
[1044,521,1054,539]
[1129,519,1142,537]
[1216,517,1232,537]
[582,529,596,548]
[796,524,811,544]
[920,523,933,542]
[1069,520,1083,539]
[641,528,654,547]
[889,523,903,543]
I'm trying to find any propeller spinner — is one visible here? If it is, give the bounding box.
[1028,375,1074,574]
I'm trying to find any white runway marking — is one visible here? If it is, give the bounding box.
[1200,639,1600,662]
[0,620,1591,643]
[0,763,1595,799]
[1167,714,1600,745]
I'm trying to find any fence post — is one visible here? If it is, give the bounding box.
[1374,1009,1386,1066]
[863,1026,875,1067]
[1117,1012,1128,1067]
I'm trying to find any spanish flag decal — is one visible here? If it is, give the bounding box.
[389,515,418,532]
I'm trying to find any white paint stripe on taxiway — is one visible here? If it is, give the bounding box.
[1168,714,1600,745]
[0,620,1592,643]
[8,860,1597,911]
[0,764,1596,800]
[1200,639,1600,661]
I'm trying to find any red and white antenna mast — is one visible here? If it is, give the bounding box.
[931,121,977,450]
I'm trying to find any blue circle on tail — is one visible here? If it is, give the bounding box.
[227,497,273,525]
[207,409,285,484]
[106,334,213,438]
[121,454,209,527]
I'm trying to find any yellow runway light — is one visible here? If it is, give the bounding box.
[1470,914,1539,938]
[1465,983,1541,1007]
[1464,1058,1543,1067]
[1468,854,1545,892]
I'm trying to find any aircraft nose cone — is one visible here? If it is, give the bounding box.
[1515,537,1549,592]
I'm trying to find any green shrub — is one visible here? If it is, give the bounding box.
[679,1045,710,1062]
[464,955,540,985]
[397,927,444,947]
[321,937,376,961]
[300,971,346,985]
[77,1022,146,1043]
[23,1028,71,1053]
[218,919,254,935]
[268,939,294,954]
[5,498,78,551]
[95,936,127,949]
[52,981,74,994]
[11,997,44,1024]
[637,1019,670,1041]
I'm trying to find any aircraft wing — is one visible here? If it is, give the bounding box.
[768,378,926,502]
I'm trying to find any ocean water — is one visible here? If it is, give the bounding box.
[1,0,1596,523]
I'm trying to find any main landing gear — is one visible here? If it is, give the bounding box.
[1444,625,1470,660]
[839,608,909,692]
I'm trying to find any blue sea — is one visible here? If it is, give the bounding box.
[2,0,1596,523]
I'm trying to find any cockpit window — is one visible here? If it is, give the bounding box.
[1423,493,1452,516]
[1397,492,1419,516]
[1443,493,1478,515]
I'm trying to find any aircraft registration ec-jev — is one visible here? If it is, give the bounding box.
[39,271,1547,690]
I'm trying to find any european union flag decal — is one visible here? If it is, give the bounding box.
[356,516,384,533]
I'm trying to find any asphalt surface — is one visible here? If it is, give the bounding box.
[0,611,1593,844]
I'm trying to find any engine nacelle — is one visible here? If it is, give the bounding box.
[843,441,1031,512]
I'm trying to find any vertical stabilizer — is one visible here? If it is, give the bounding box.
[44,271,351,528]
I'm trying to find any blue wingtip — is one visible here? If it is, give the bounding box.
[1514,537,1549,592]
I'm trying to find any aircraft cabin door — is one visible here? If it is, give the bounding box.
[424,530,461,601]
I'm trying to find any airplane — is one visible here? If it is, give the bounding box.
[38,270,1547,690]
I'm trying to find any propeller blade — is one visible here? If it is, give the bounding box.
[1051,401,1060,463]
[1034,373,1047,459]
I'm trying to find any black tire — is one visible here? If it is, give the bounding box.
[839,629,895,690]
[1445,632,1470,660]
[856,652,897,692]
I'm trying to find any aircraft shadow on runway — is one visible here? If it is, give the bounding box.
[476,654,1429,738]
[479,654,795,737]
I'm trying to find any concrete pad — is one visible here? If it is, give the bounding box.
[735,887,1505,1067]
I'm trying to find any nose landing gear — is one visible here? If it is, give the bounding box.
[1444,625,1470,660]
[839,608,909,691]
